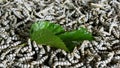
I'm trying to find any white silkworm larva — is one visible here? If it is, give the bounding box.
[67,53,79,63]
[33,41,39,52]
[31,55,48,65]
[6,54,16,61]
[0,48,15,60]
[11,41,21,47]
[19,56,33,62]
[24,51,35,57]
[0,44,9,50]
[53,61,71,67]
[15,62,30,68]
[21,47,29,53]
[28,39,32,52]
[111,40,119,45]
[0,63,6,68]
[73,63,83,68]
[73,52,80,59]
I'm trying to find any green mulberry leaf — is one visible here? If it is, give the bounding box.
[64,41,76,52]
[30,21,69,52]
[30,28,69,52]
[57,27,94,41]
[30,21,65,35]
[30,21,94,52]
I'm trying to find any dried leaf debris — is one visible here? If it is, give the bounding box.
[0,0,120,68]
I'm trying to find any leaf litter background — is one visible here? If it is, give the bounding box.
[0,0,120,68]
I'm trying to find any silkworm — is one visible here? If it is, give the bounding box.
[111,40,119,45]
[114,50,120,55]
[6,54,16,59]
[99,27,110,36]
[0,44,9,50]
[24,2,32,12]
[86,55,94,62]
[14,46,22,54]
[15,21,25,28]
[72,62,83,68]
[10,41,21,47]
[58,58,66,61]
[110,63,120,68]
[113,56,120,61]
[112,28,120,38]
[2,20,9,26]
[0,39,5,46]
[73,52,81,59]
[46,46,51,52]
[91,3,103,8]
[28,39,33,52]
[21,46,29,53]
[53,61,71,67]
[14,62,30,68]
[22,7,30,17]
[78,41,87,56]
[11,8,24,19]
[109,20,118,34]
[67,53,79,63]
[11,35,18,40]
[33,41,39,52]
[39,47,46,55]
[107,8,114,17]
[49,49,62,64]
[0,0,120,68]
[23,51,35,57]
[96,52,114,67]
[97,40,107,50]
[0,48,15,60]
[31,55,48,65]
[19,56,33,62]
[112,45,120,50]
[6,37,11,44]
[41,65,50,68]
[0,63,6,68]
